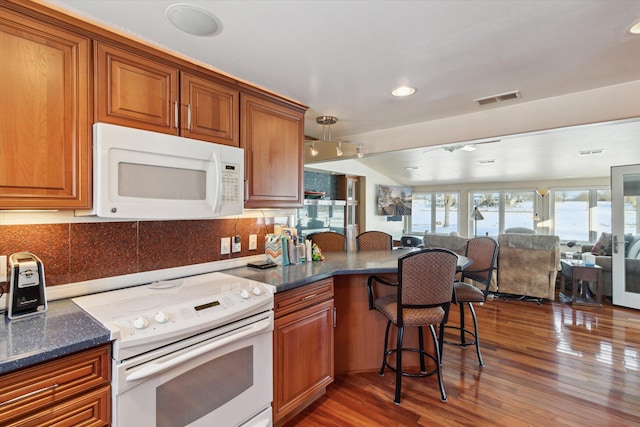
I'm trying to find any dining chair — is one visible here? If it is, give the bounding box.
[356,231,393,251]
[367,248,458,403]
[446,236,499,366]
[307,231,347,252]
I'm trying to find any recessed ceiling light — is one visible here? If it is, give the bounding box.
[630,20,640,34]
[392,86,416,97]
[166,4,223,37]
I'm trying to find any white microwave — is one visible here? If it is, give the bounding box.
[83,123,244,220]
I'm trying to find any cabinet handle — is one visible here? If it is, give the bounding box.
[0,383,59,407]
[333,307,337,328]
[300,293,318,302]
[174,102,179,129]
[187,104,192,131]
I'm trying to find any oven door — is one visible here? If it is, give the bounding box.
[114,312,273,427]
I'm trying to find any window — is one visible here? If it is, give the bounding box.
[552,189,610,242]
[470,190,536,237]
[408,192,459,234]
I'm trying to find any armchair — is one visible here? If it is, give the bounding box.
[497,234,561,301]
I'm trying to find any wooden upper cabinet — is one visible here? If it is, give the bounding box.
[0,8,91,209]
[180,72,239,146]
[241,94,304,208]
[96,43,239,146]
[96,41,179,135]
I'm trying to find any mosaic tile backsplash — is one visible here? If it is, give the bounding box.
[304,171,339,199]
[0,218,272,287]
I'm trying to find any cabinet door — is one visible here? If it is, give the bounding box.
[180,72,239,146]
[241,94,304,208]
[3,386,110,427]
[0,9,91,209]
[96,42,178,135]
[273,299,334,422]
[0,345,111,424]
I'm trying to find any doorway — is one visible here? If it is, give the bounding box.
[611,164,640,309]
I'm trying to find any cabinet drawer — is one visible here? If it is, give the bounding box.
[0,345,111,424]
[3,385,111,427]
[274,278,334,318]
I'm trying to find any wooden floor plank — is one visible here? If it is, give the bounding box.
[285,294,640,426]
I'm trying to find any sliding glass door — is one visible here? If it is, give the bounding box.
[611,165,640,309]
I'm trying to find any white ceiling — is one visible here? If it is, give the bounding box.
[45,0,640,186]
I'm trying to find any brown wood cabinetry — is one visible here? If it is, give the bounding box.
[96,42,179,135]
[1,1,306,210]
[0,8,91,209]
[181,72,239,146]
[273,278,335,425]
[96,42,239,146]
[0,344,111,427]
[241,94,305,208]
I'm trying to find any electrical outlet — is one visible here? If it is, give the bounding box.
[232,235,241,253]
[249,234,257,251]
[0,255,6,282]
[221,237,231,255]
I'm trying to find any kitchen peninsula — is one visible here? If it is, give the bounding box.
[1,248,448,425]
[0,248,422,370]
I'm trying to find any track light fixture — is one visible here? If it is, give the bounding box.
[303,116,363,160]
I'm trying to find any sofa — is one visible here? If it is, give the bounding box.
[579,233,640,297]
[496,233,561,301]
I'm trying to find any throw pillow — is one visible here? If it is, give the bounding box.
[591,232,612,256]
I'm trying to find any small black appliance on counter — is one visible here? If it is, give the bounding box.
[6,252,47,319]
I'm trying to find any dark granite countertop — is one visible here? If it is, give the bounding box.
[222,248,416,292]
[0,248,415,375]
[0,299,111,375]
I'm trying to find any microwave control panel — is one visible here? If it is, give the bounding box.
[221,163,241,203]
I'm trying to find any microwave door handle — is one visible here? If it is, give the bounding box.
[125,319,272,382]
[209,152,222,215]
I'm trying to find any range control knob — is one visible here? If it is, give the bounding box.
[240,289,250,299]
[252,286,262,296]
[132,316,149,330]
[154,311,169,323]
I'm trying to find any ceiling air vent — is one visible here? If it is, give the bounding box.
[474,90,521,106]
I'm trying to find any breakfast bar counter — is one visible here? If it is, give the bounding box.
[222,248,418,293]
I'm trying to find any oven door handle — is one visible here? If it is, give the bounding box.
[126,319,272,382]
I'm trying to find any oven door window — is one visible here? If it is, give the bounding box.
[156,346,252,427]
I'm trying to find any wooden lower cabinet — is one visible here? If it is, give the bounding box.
[273,279,334,425]
[0,344,111,427]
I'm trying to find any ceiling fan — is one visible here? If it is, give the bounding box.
[425,139,501,154]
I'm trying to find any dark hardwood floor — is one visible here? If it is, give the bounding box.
[285,293,640,426]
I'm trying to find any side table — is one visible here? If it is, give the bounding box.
[559,259,603,308]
